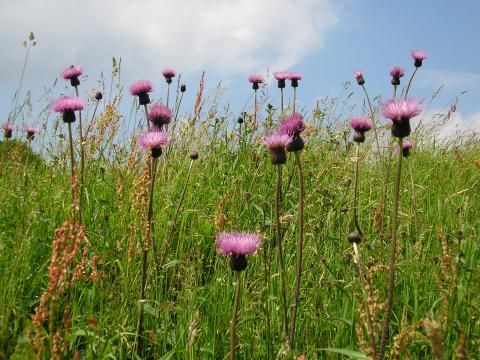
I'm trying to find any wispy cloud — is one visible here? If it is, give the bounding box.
[420,69,480,91]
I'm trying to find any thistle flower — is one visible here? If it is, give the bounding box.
[190,149,199,160]
[354,71,365,85]
[263,132,292,165]
[411,49,428,68]
[1,123,15,139]
[248,74,264,90]
[274,71,289,89]
[350,117,373,143]
[24,125,39,140]
[129,80,153,105]
[61,65,83,87]
[287,71,302,88]
[278,113,306,152]
[94,91,103,101]
[402,139,414,157]
[162,68,176,84]
[147,104,172,128]
[180,84,187,93]
[52,96,85,123]
[139,129,168,158]
[381,98,422,138]
[217,232,261,271]
[390,66,404,85]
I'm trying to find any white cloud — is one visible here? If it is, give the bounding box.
[420,69,480,91]
[0,0,339,83]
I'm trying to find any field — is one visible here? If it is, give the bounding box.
[1,62,479,360]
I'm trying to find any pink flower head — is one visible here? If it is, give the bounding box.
[403,139,414,150]
[390,66,404,78]
[381,98,422,122]
[1,123,15,131]
[216,232,261,256]
[278,113,305,136]
[350,117,373,133]
[61,65,83,80]
[353,71,363,80]
[52,96,85,113]
[274,71,289,80]
[139,129,169,151]
[147,104,172,127]
[24,125,39,134]
[248,74,264,84]
[162,68,176,78]
[411,49,428,61]
[287,72,303,81]
[129,80,153,96]
[263,132,292,149]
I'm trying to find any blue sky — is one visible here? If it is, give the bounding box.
[1,0,479,133]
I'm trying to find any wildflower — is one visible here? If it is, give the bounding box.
[264,132,292,165]
[25,125,39,140]
[248,74,264,90]
[287,72,302,88]
[217,232,261,271]
[381,98,422,138]
[411,49,428,68]
[237,116,244,124]
[147,104,172,128]
[390,66,404,86]
[180,84,187,93]
[190,149,199,160]
[61,65,83,87]
[350,117,373,143]
[354,71,365,85]
[129,80,153,105]
[274,71,289,89]
[347,231,362,244]
[52,96,85,123]
[139,129,168,158]
[402,139,413,157]
[94,91,103,101]
[162,68,176,84]
[278,113,306,152]
[1,123,15,139]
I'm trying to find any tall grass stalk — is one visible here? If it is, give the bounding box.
[74,86,85,221]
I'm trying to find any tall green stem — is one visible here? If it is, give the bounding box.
[166,83,171,108]
[230,271,242,360]
[74,86,85,221]
[157,159,194,273]
[136,156,158,356]
[379,137,404,358]
[293,88,297,113]
[352,143,363,235]
[143,104,151,130]
[280,88,284,115]
[288,151,304,350]
[275,165,289,340]
[254,89,258,129]
[403,67,418,99]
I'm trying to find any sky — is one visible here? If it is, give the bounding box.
[1,0,479,136]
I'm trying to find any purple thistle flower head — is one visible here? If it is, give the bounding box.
[52,96,85,113]
[61,65,83,80]
[274,71,289,80]
[129,80,153,96]
[139,129,168,157]
[350,117,373,133]
[263,132,292,149]
[390,66,404,78]
[24,125,38,140]
[162,68,176,78]
[411,49,428,67]
[147,104,172,128]
[1,123,15,131]
[354,70,365,85]
[248,74,265,84]
[217,232,261,256]
[381,98,422,122]
[278,113,305,137]
[287,72,302,81]
[403,139,413,150]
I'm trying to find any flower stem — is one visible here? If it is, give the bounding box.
[275,165,289,340]
[379,137,404,358]
[353,243,377,359]
[254,89,258,129]
[393,85,397,100]
[136,155,158,356]
[280,88,284,115]
[293,88,297,113]
[230,271,242,360]
[403,67,418,99]
[157,158,194,273]
[143,104,150,130]
[361,84,384,171]
[352,143,363,236]
[74,86,85,222]
[288,151,304,350]
[166,83,171,108]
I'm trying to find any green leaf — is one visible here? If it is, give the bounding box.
[317,348,368,359]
